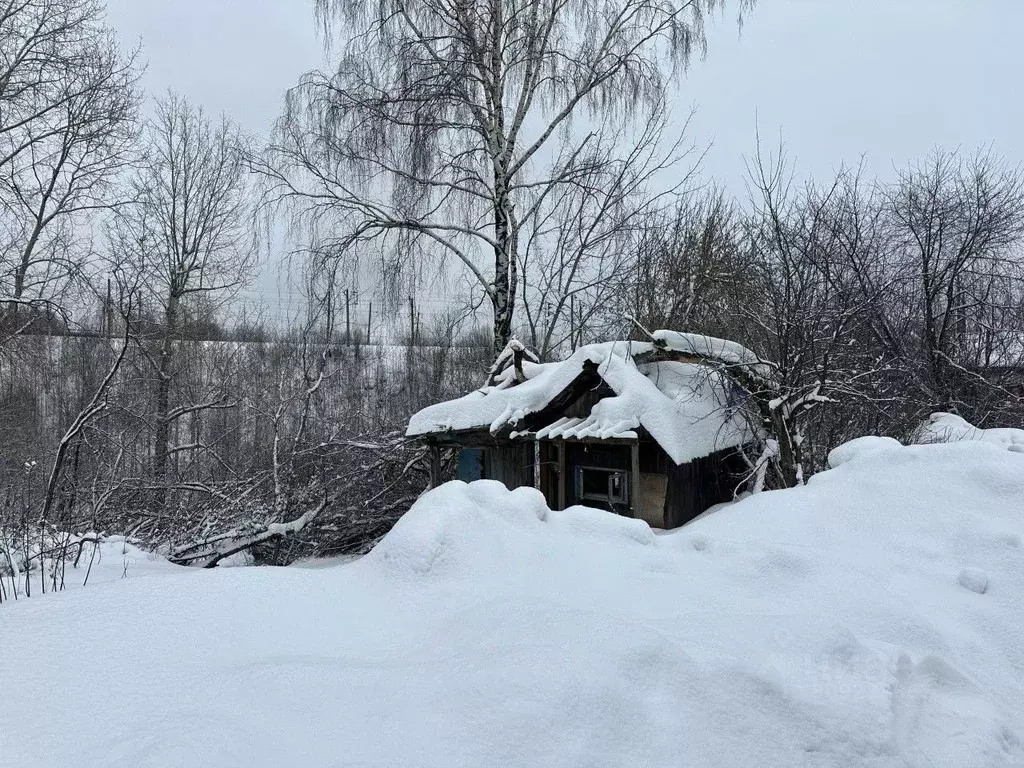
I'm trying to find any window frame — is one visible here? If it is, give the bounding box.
[575,465,630,505]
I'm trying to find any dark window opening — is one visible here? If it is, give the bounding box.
[576,466,629,506]
[457,448,483,482]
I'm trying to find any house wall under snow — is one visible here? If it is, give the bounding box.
[413,334,759,529]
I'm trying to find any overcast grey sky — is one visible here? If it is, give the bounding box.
[105,0,1024,191]
[102,0,1024,320]
[683,0,1024,189]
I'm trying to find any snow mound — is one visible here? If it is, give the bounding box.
[3,440,1024,767]
[364,480,550,578]
[827,435,903,468]
[367,480,659,579]
[913,412,1024,450]
[547,504,657,547]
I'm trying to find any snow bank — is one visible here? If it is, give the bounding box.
[912,412,1024,451]
[3,440,1024,767]
[0,534,176,600]
[826,435,902,468]
[366,480,660,580]
[364,480,550,578]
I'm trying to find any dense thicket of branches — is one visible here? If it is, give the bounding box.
[1,314,492,588]
[1,0,139,325]
[602,149,1024,485]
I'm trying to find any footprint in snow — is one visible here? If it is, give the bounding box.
[957,568,989,595]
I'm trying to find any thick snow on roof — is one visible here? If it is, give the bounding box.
[651,330,774,379]
[407,339,752,464]
[407,341,650,437]
[5,438,1024,767]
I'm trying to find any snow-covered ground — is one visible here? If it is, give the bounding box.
[0,535,180,601]
[912,411,1024,451]
[2,438,1023,767]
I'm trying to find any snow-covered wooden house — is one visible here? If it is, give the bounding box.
[407,332,760,529]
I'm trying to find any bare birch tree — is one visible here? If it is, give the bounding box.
[258,0,752,354]
[518,112,698,357]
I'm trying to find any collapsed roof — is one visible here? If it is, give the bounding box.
[407,335,759,465]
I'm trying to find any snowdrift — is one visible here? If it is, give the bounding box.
[912,411,1024,451]
[1,534,179,600]
[2,440,1024,767]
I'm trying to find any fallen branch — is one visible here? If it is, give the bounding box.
[168,496,328,569]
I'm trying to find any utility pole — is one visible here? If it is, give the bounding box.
[345,288,351,344]
[105,278,112,337]
[325,289,334,342]
[570,294,577,352]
